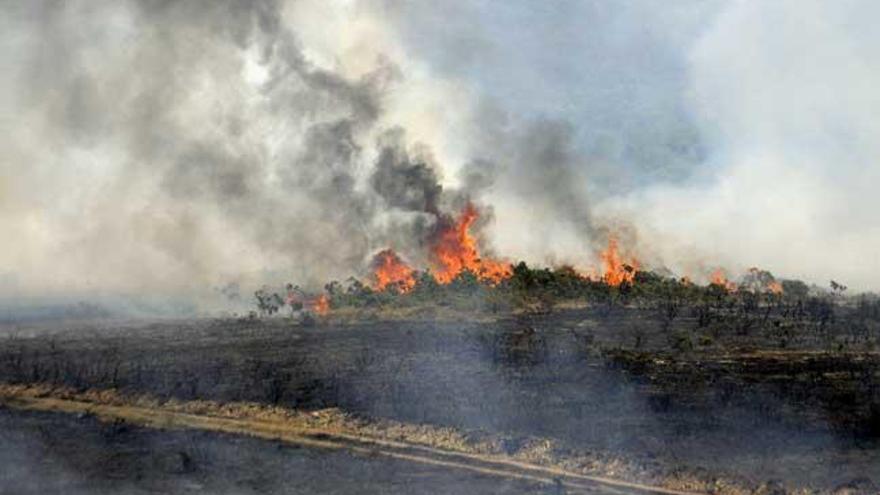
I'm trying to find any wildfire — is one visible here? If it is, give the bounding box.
[430,203,512,284]
[599,237,639,286]
[371,249,416,293]
[745,267,785,295]
[310,294,329,316]
[767,280,783,295]
[709,268,738,292]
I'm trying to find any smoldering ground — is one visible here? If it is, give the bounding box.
[0,407,559,494]
[3,316,879,492]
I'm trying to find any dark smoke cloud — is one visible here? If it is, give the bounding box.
[0,0,484,301]
[5,0,878,301]
[370,128,443,216]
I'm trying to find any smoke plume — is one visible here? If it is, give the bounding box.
[2,0,878,306]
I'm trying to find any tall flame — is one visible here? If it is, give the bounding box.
[430,203,512,284]
[371,249,416,293]
[600,237,639,286]
[709,268,738,292]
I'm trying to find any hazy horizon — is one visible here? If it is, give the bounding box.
[2,0,878,307]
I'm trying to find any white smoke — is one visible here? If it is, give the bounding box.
[601,0,880,290]
[0,0,475,299]
[2,0,878,304]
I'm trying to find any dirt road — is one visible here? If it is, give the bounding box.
[0,386,696,495]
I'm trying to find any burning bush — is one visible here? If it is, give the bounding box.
[599,237,639,286]
[371,249,416,294]
[251,221,830,321]
[427,203,512,285]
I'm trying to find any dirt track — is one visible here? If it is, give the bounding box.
[0,408,549,495]
[0,386,695,495]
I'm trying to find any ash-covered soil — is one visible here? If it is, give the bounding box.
[1,308,879,493]
[0,407,555,495]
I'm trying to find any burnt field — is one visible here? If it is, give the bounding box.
[1,301,880,493]
[0,407,557,495]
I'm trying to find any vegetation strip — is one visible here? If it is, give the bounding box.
[0,385,701,495]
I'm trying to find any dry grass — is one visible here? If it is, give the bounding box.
[0,382,825,495]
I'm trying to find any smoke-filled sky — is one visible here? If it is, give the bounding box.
[2,0,878,299]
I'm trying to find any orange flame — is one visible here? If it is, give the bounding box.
[310,294,329,316]
[371,249,416,293]
[599,237,639,286]
[709,268,737,292]
[747,267,785,295]
[767,280,783,295]
[430,203,512,284]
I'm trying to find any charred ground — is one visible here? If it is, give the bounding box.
[1,276,880,493]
